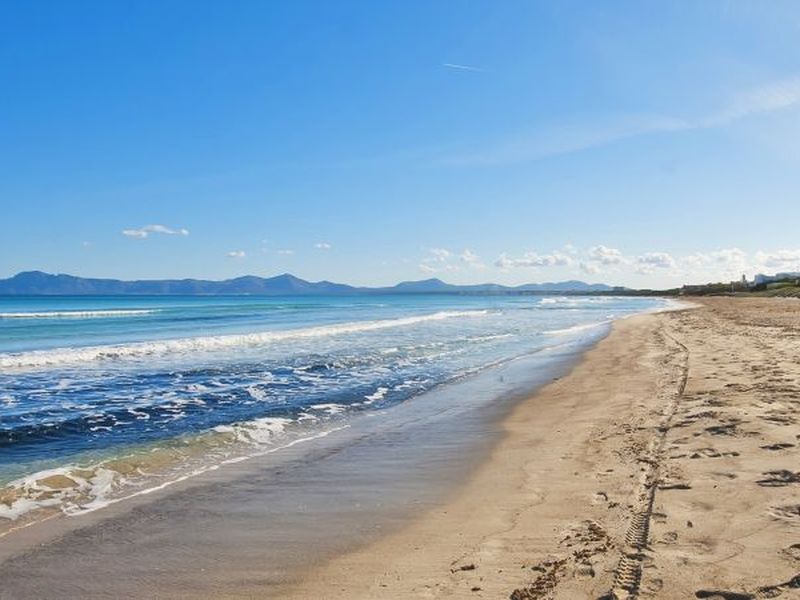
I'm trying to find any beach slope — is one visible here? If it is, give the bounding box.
[283,298,800,599]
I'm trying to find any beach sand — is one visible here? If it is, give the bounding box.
[281,297,800,599]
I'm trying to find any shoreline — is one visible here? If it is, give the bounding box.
[278,309,678,599]
[0,308,613,598]
[2,297,796,598]
[280,297,799,599]
[0,296,647,535]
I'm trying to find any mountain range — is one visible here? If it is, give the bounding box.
[0,271,619,295]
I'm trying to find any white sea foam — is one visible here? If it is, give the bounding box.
[0,310,489,370]
[544,320,610,336]
[90,425,348,516]
[362,387,389,404]
[537,296,619,308]
[0,309,157,319]
[0,423,348,526]
[466,333,515,342]
[308,403,348,415]
[245,385,269,401]
[214,416,292,444]
[0,465,113,521]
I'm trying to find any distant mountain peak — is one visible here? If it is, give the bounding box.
[13,270,51,279]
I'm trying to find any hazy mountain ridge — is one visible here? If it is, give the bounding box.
[0,271,617,295]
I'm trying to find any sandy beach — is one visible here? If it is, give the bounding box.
[281,297,800,599]
[1,297,798,599]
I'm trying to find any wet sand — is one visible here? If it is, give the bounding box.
[2,298,798,599]
[282,298,800,599]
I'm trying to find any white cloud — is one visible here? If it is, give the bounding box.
[277,249,294,255]
[314,242,332,250]
[410,244,794,284]
[681,253,711,268]
[579,261,600,275]
[404,243,800,285]
[417,247,465,274]
[427,248,451,262]
[417,263,459,274]
[495,251,574,269]
[489,244,796,282]
[442,63,484,73]
[588,245,624,265]
[226,250,246,259]
[460,249,479,263]
[710,247,747,264]
[677,248,746,274]
[636,252,676,269]
[122,224,189,239]
[459,249,486,270]
[418,263,437,274]
[754,249,800,269]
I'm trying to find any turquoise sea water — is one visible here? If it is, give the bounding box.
[0,293,666,521]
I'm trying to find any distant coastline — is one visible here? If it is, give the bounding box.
[0,270,620,296]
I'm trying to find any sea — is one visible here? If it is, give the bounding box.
[0,293,669,529]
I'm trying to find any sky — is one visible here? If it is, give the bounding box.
[2,1,800,288]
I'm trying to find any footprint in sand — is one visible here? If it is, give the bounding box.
[762,414,796,425]
[659,480,692,490]
[756,470,800,487]
[651,512,667,524]
[691,448,721,458]
[694,589,753,599]
[699,565,800,599]
[756,573,800,596]
[770,504,800,523]
[689,448,740,459]
[759,442,795,451]
[781,543,800,562]
[660,531,679,544]
[704,423,739,436]
[642,577,664,594]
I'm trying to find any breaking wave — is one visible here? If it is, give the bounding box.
[0,310,489,369]
[0,309,158,319]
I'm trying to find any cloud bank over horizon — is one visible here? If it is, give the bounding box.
[413,244,800,287]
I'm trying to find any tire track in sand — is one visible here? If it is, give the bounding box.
[605,326,689,600]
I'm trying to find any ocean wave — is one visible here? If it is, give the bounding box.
[543,321,610,336]
[362,386,389,404]
[0,309,158,319]
[212,416,293,444]
[308,403,348,415]
[0,310,490,370]
[538,297,616,307]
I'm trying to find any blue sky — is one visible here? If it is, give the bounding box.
[2,1,800,287]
